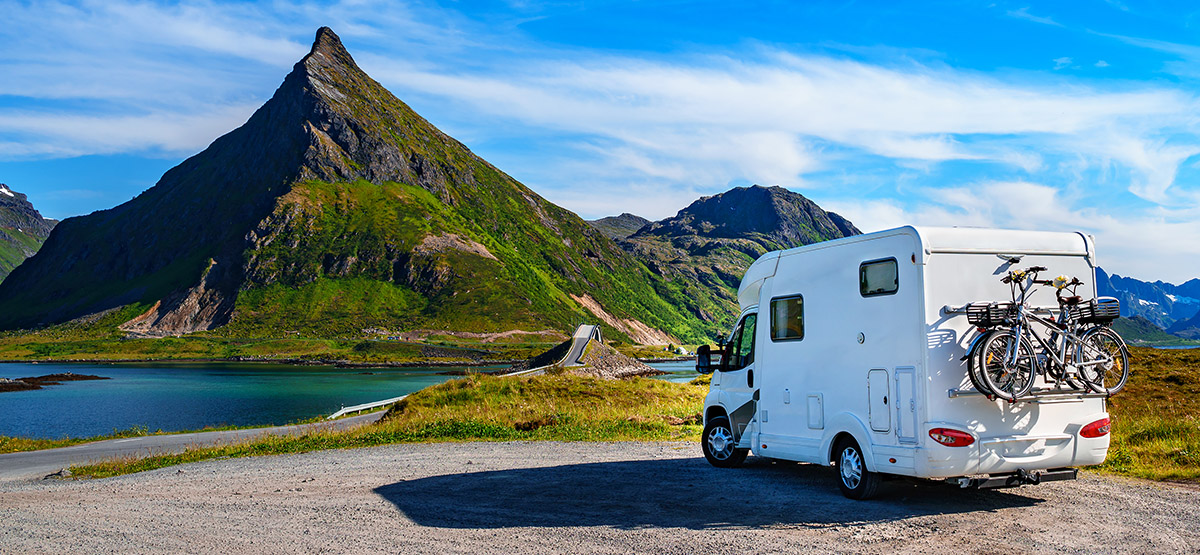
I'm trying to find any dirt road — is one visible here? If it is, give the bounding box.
[2,441,1197,553]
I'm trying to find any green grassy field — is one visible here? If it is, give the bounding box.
[1099,346,1200,481]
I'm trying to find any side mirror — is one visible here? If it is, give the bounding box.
[696,345,714,374]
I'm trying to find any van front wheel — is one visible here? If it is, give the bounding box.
[835,438,881,500]
[702,415,747,468]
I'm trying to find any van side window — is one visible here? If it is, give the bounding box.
[770,295,803,341]
[860,258,898,297]
[723,313,757,370]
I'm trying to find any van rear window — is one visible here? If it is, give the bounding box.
[860,258,898,297]
[770,295,804,341]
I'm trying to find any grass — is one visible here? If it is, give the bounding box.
[1097,346,1200,482]
[68,374,706,478]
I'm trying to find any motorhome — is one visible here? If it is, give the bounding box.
[696,226,1112,499]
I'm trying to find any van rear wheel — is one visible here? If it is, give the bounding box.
[835,438,880,500]
[702,416,747,468]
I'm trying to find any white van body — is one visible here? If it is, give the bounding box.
[702,226,1110,485]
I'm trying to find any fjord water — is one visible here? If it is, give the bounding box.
[0,362,504,439]
[0,360,694,439]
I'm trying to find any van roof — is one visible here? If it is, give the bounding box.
[736,226,1095,309]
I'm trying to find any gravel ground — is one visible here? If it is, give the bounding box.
[2,441,1198,554]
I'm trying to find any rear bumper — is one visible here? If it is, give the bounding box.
[947,467,1077,489]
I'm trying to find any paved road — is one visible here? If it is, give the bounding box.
[2,441,1197,553]
[0,411,383,481]
[563,324,599,367]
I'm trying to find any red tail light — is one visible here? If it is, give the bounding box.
[1080,418,1111,438]
[929,427,975,447]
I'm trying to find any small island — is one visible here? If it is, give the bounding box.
[0,373,109,393]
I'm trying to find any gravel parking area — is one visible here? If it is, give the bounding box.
[2,441,1198,554]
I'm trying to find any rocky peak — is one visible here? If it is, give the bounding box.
[633,185,859,249]
[588,213,651,241]
[0,183,55,236]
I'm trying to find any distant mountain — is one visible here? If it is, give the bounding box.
[0,28,722,343]
[0,184,57,283]
[1095,267,1200,330]
[588,213,650,241]
[616,185,861,324]
[1112,315,1188,344]
[1166,312,1200,339]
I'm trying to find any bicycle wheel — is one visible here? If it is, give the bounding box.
[967,330,996,397]
[1076,327,1130,395]
[979,330,1037,401]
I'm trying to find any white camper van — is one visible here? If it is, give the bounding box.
[697,226,1113,499]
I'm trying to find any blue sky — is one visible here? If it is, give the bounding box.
[2,1,1200,282]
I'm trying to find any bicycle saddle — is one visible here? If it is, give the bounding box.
[1059,295,1082,305]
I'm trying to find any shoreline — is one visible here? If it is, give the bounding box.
[0,355,697,367]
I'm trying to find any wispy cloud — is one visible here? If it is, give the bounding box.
[1008,7,1063,27]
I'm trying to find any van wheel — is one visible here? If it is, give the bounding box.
[702,416,747,468]
[835,438,880,500]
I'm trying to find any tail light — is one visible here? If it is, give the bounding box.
[929,427,975,447]
[1080,418,1111,438]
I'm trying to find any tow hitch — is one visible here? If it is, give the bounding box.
[949,468,1077,489]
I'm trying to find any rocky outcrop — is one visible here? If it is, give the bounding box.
[0,183,57,281]
[588,213,650,241]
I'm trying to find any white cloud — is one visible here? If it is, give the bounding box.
[1095,60,1110,68]
[1053,56,1073,69]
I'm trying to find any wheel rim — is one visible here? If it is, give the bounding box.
[840,446,862,489]
[1079,331,1127,393]
[707,426,734,460]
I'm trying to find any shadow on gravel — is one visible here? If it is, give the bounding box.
[374,456,1043,530]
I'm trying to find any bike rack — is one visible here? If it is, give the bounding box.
[943,304,1059,316]
[947,386,1109,403]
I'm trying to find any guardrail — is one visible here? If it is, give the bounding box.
[327,394,408,420]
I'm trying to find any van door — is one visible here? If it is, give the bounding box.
[868,369,890,432]
[719,313,758,443]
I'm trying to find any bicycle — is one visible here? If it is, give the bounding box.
[966,266,1130,401]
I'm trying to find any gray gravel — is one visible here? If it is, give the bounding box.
[2,441,1198,554]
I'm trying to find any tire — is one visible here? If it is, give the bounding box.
[702,415,748,468]
[1076,327,1130,395]
[979,330,1037,401]
[834,438,880,500]
[967,330,995,397]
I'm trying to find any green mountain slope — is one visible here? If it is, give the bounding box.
[0,28,721,343]
[616,185,861,327]
[0,184,57,282]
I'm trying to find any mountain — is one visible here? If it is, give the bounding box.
[0,28,723,343]
[1095,267,1200,330]
[1112,315,1189,344]
[588,213,650,241]
[1167,312,1200,339]
[0,184,57,283]
[615,185,861,324]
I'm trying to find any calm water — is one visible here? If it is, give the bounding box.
[648,360,700,383]
[0,360,694,439]
[0,362,506,439]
